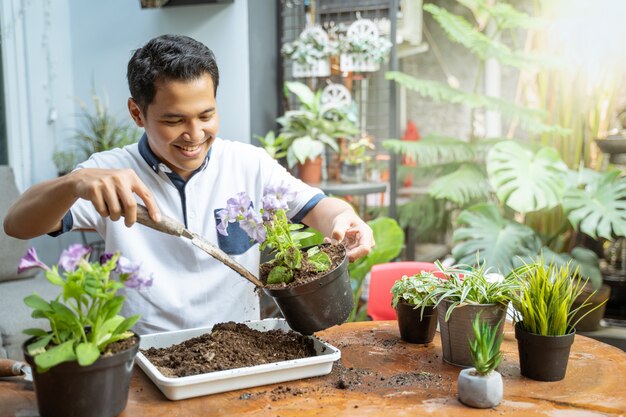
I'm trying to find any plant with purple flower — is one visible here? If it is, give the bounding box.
[18,244,153,371]
[218,184,331,284]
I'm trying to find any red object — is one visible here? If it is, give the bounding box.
[367,261,441,321]
[401,120,420,187]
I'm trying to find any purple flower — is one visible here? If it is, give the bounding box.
[18,248,50,274]
[216,208,231,236]
[239,207,266,243]
[226,192,252,217]
[115,256,141,275]
[262,184,295,214]
[124,272,154,291]
[99,253,115,265]
[58,244,91,272]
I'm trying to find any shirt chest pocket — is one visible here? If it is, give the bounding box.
[213,209,255,255]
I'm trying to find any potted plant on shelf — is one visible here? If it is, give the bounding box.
[414,261,518,367]
[217,184,352,335]
[278,81,359,184]
[339,19,392,73]
[458,314,504,409]
[510,259,601,381]
[281,26,338,78]
[341,137,375,183]
[255,130,289,160]
[18,244,152,417]
[390,271,440,344]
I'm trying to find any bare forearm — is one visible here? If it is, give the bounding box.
[302,197,355,238]
[3,174,79,239]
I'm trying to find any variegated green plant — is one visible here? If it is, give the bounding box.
[391,272,441,309]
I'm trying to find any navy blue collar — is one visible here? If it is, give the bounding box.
[138,133,211,185]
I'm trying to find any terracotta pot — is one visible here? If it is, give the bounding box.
[297,156,323,184]
[263,245,353,335]
[23,334,139,417]
[395,302,437,344]
[515,323,575,381]
[457,368,503,408]
[437,300,506,367]
[571,283,610,332]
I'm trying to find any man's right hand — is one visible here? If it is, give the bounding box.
[71,168,161,227]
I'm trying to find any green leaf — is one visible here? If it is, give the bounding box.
[307,249,332,272]
[349,217,404,282]
[112,315,141,336]
[562,171,626,239]
[285,81,316,109]
[34,340,76,370]
[26,334,53,356]
[22,328,50,337]
[297,228,325,248]
[429,163,490,206]
[385,71,569,135]
[382,135,475,166]
[44,270,65,286]
[452,203,542,274]
[487,141,568,213]
[76,342,100,366]
[267,266,294,285]
[23,294,53,312]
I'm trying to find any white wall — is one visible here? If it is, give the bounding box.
[68,0,251,146]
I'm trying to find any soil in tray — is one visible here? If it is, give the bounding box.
[260,243,345,288]
[141,322,317,377]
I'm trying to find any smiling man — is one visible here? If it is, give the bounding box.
[3,34,374,334]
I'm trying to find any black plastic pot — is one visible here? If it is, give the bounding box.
[396,302,437,344]
[23,334,139,417]
[571,284,610,332]
[515,323,575,381]
[263,247,352,335]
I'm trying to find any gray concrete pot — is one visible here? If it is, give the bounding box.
[457,368,503,409]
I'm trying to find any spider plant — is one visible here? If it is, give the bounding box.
[415,261,519,321]
[469,314,503,375]
[510,260,601,336]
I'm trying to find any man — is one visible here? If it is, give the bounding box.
[3,34,374,334]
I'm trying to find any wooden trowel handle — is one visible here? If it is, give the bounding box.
[135,204,186,237]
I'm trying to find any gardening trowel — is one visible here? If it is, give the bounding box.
[133,204,264,288]
[0,359,32,381]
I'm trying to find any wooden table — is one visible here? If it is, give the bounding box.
[2,321,626,416]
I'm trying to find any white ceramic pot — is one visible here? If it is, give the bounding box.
[457,368,503,409]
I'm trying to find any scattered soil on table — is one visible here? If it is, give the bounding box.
[260,243,345,288]
[141,322,317,377]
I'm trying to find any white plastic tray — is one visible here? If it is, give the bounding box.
[135,318,341,400]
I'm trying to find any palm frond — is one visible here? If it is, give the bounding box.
[424,3,534,70]
[458,0,542,30]
[397,195,451,239]
[429,163,490,206]
[382,135,474,165]
[385,72,569,135]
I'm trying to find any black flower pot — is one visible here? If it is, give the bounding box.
[263,248,353,335]
[23,334,139,417]
[515,323,575,381]
[396,302,437,344]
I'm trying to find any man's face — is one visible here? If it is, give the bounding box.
[128,74,219,180]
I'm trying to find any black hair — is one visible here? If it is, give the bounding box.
[127,34,219,111]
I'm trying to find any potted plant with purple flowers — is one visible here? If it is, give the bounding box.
[18,244,152,417]
[218,184,353,335]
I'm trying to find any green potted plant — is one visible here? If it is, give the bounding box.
[278,81,359,184]
[51,149,79,176]
[390,271,440,344]
[74,91,141,161]
[415,261,519,367]
[458,314,504,409]
[510,259,603,381]
[255,130,288,160]
[18,244,152,417]
[281,26,338,78]
[341,137,375,183]
[339,19,392,73]
[217,184,352,335]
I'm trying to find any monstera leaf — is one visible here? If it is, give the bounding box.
[562,170,626,240]
[487,141,568,213]
[429,163,491,206]
[452,203,542,274]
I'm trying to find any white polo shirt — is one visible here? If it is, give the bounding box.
[60,135,325,334]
